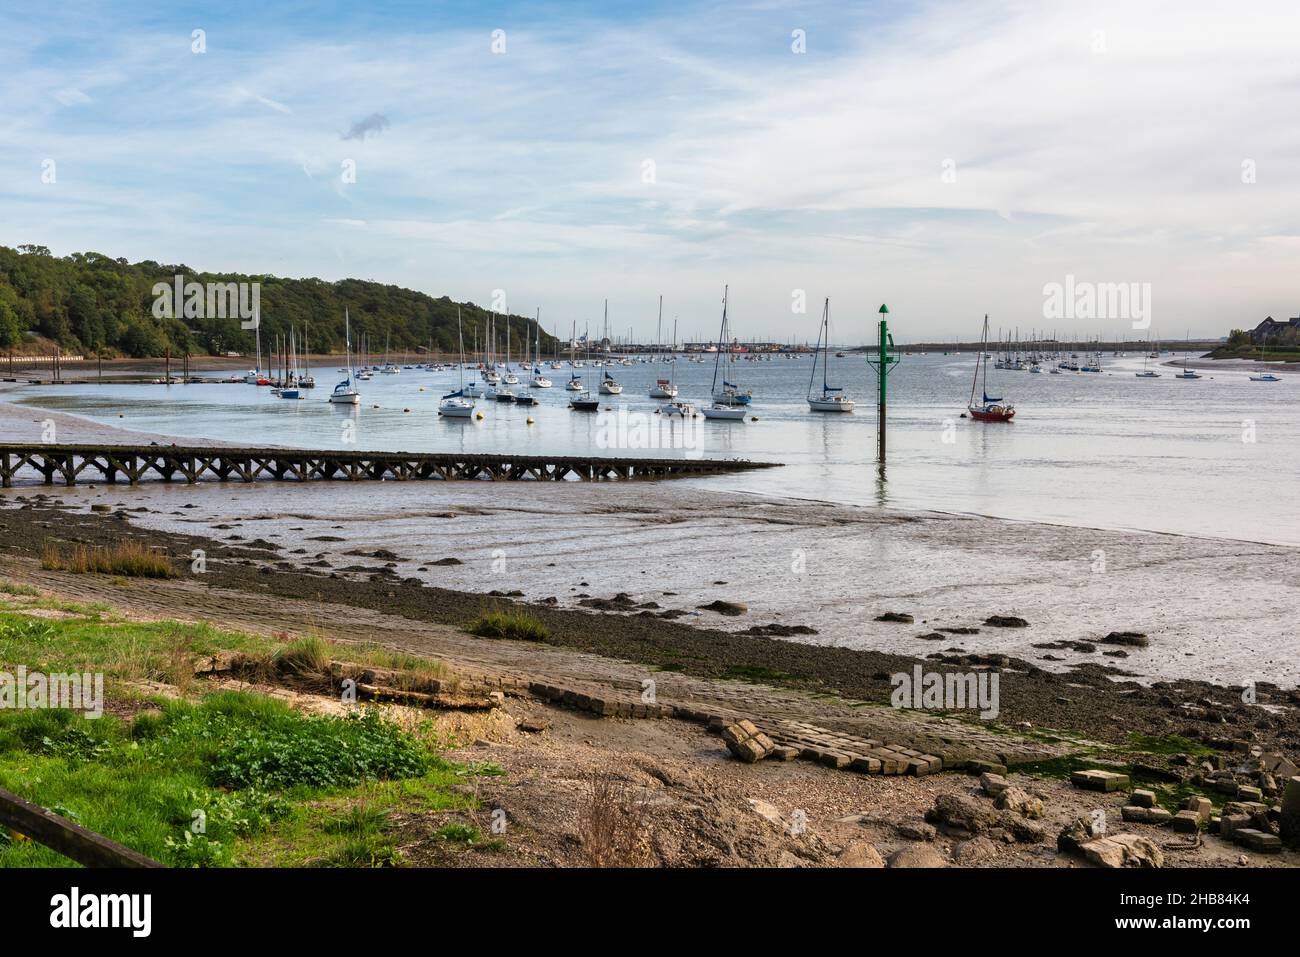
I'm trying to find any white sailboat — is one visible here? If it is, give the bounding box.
[329,309,361,405]
[598,299,623,394]
[529,309,552,388]
[702,286,748,420]
[1174,335,1202,379]
[1136,335,1161,377]
[807,298,854,412]
[439,307,476,417]
[649,296,677,398]
[1250,337,1281,381]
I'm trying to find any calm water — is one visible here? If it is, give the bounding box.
[12,352,1299,544]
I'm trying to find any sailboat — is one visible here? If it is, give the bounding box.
[1136,335,1161,377]
[649,297,677,398]
[244,321,270,385]
[568,329,600,411]
[966,315,1015,421]
[277,327,304,399]
[529,310,552,388]
[494,315,517,402]
[598,300,623,394]
[329,309,361,405]
[299,324,315,388]
[807,298,854,412]
[711,287,752,406]
[1174,335,1202,379]
[1250,337,1281,381]
[702,286,748,420]
[439,308,476,417]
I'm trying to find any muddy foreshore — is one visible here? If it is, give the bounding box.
[2,492,1296,755]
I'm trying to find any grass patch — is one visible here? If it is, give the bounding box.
[0,610,485,868]
[0,578,41,597]
[0,691,469,867]
[724,664,798,684]
[41,542,175,578]
[1126,733,1215,757]
[468,610,550,643]
[273,634,332,675]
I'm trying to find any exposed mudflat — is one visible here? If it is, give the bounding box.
[2,490,1298,754]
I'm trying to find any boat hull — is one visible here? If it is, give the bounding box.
[968,406,1015,422]
[702,406,747,420]
[808,397,854,412]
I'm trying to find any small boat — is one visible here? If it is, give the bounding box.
[966,314,1015,422]
[565,373,584,391]
[528,311,551,387]
[806,298,855,412]
[702,403,747,420]
[1173,335,1201,378]
[1250,340,1281,381]
[659,400,697,417]
[328,309,362,405]
[569,392,600,411]
[599,370,623,395]
[708,285,752,408]
[440,309,476,417]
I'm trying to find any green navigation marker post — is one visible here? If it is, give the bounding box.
[864,303,901,461]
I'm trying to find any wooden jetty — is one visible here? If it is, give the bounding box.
[0,443,778,487]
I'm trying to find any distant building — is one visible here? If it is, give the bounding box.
[1251,315,1300,344]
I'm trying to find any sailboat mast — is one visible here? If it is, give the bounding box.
[711,285,728,393]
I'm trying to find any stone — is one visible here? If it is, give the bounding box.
[849,756,882,775]
[1072,769,1130,792]
[874,611,914,623]
[1234,829,1282,854]
[1121,806,1173,825]
[1237,785,1264,802]
[1172,810,1201,833]
[1082,834,1163,869]
[1219,813,1252,841]
[1181,796,1213,823]
[1058,816,1104,854]
[995,786,1044,819]
[984,615,1028,628]
[952,836,1000,865]
[967,760,1008,777]
[746,798,783,826]
[979,772,1010,797]
[897,821,937,842]
[887,844,948,868]
[839,841,885,868]
[927,793,999,835]
[770,746,799,762]
[1281,776,1300,849]
[722,720,775,763]
[1130,789,1157,808]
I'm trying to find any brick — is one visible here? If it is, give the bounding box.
[1172,810,1201,833]
[1130,789,1157,808]
[1181,796,1213,823]
[1121,806,1173,825]
[1219,813,1252,841]
[1234,829,1282,853]
[771,746,799,762]
[1237,785,1264,802]
[1072,769,1130,792]
[817,751,851,769]
[850,756,881,774]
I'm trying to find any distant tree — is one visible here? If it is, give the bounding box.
[1227,328,1250,348]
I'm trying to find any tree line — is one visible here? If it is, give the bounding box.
[0,244,556,358]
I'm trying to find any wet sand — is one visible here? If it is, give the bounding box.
[2,490,1297,754]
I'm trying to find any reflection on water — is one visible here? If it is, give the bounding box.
[12,353,1300,544]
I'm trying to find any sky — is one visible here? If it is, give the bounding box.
[2,0,1299,344]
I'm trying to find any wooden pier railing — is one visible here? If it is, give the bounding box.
[0,443,778,487]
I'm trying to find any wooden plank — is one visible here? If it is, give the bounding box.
[0,786,162,868]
